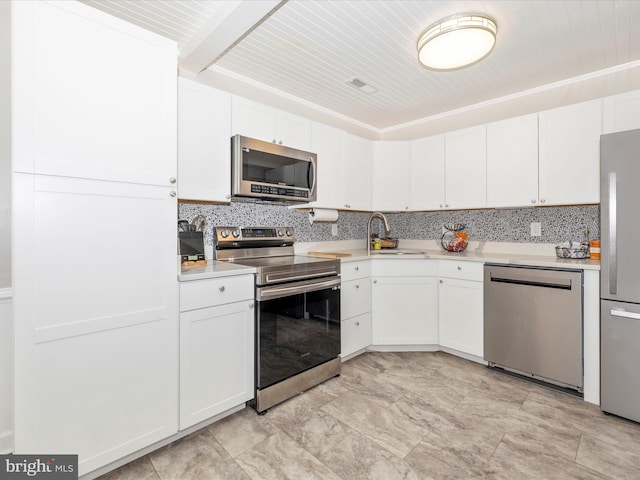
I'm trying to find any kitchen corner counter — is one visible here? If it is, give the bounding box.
[178,259,256,281]
[299,241,600,271]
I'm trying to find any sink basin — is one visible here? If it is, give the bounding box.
[371,249,428,256]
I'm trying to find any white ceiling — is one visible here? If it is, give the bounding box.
[82,0,640,139]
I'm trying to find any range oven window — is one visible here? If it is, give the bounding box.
[257,285,340,389]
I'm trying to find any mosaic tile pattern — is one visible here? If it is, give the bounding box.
[178,202,600,246]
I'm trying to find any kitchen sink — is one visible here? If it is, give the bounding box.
[371,249,429,256]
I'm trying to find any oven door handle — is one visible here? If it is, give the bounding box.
[257,276,341,301]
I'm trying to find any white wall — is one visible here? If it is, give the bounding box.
[0,0,11,288]
[0,289,12,453]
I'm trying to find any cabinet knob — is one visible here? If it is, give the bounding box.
[278,140,283,145]
[355,266,359,271]
[355,321,360,326]
[405,206,409,210]
[540,198,546,204]
[345,204,351,208]
[248,303,254,309]
[169,190,177,197]
[169,177,177,184]
[440,203,444,208]
[225,194,231,200]
[219,286,225,292]
[457,266,462,270]
[445,204,450,208]
[272,139,277,144]
[440,279,443,284]
[373,279,377,284]
[531,199,536,204]
[355,284,360,289]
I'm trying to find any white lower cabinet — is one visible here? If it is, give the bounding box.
[438,261,484,357]
[371,260,439,346]
[179,275,254,430]
[340,261,372,358]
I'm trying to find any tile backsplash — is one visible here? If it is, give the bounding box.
[178,202,600,248]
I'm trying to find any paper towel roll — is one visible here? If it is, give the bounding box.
[309,208,339,225]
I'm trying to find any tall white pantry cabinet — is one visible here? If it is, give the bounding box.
[12,2,178,476]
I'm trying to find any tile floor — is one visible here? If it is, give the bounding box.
[99,351,640,480]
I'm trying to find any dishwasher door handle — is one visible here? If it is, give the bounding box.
[489,274,573,290]
[611,309,640,320]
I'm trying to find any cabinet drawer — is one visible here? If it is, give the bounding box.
[341,313,372,357]
[341,278,372,319]
[341,260,371,281]
[180,275,254,312]
[438,260,484,282]
[372,258,437,276]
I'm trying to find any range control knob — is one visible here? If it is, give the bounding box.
[277,229,285,237]
[286,229,293,237]
[220,229,230,239]
[232,229,241,238]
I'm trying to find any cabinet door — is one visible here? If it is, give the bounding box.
[231,96,275,143]
[13,174,178,476]
[342,313,372,358]
[342,133,372,211]
[12,1,177,185]
[371,276,439,345]
[310,122,343,208]
[487,114,539,208]
[275,110,311,150]
[372,141,411,211]
[603,90,640,134]
[445,125,487,209]
[539,99,602,205]
[341,278,372,319]
[180,301,254,429]
[178,79,231,202]
[410,135,446,210]
[438,278,483,357]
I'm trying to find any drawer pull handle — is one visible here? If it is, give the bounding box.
[219,286,225,292]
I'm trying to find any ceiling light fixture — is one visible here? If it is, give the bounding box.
[417,13,497,71]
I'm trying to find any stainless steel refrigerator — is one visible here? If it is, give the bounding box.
[600,128,640,423]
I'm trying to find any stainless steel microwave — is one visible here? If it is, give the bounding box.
[231,135,317,203]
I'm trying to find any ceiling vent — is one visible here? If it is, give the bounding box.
[346,77,378,94]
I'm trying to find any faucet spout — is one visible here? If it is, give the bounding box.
[367,212,391,255]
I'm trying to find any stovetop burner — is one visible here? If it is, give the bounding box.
[213,226,340,286]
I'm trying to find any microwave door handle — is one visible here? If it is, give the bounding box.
[308,157,317,194]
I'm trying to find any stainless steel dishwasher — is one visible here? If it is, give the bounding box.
[484,264,583,393]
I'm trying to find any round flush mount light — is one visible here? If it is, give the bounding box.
[417,13,497,71]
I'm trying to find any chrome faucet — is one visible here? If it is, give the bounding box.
[367,212,391,255]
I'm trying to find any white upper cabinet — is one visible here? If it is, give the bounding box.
[12,1,177,186]
[178,79,231,202]
[603,90,640,134]
[342,132,372,211]
[372,141,411,211]
[486,114,539,208]
[231,96,311,151]
[410,134,446,210]
[538,99,602,205]
[445,125,487,210]
[310,122,343,209]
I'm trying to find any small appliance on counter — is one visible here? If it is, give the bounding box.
[441,223,468,252]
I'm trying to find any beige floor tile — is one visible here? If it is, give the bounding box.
[235,431,342,480]
[97,456,159,480]
[207,406,280,458]
[265,391,354,457]
[321,390,429,458]
[149,430,250,480]
[320,431,424,480]
[576,434,640,479]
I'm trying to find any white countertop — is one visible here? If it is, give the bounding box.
[296,240,600,271]
[178,259,256,281]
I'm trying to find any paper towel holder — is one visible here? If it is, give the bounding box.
[309,208,339,225]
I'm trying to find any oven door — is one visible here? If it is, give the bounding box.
[256,276,340,389]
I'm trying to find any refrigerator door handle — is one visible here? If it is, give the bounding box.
[609,172,617,295]
[611,309,640,320]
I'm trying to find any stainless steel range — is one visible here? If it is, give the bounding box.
[214,226,341,413]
